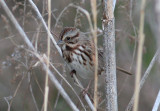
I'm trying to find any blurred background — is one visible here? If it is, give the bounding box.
[0,0,160,111]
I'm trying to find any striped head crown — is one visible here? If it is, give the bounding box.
[59,27,79,41]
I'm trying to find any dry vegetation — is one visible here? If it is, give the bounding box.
[0,0,160,111]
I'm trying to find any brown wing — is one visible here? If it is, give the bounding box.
[98,48,105,74]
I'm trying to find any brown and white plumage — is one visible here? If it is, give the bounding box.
[58,27,104,79]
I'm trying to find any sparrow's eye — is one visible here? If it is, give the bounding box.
[66,37,71,41]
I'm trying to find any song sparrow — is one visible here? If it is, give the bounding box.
[57,27,103,79]
[57,27,131,79]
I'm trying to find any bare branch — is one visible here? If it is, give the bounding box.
[43,0,51,111]
[102,0,117,111]
[90,0,98,111]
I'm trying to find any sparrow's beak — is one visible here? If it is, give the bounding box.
[57,40,65,47]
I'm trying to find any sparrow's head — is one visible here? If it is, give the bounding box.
[57,27,80,51]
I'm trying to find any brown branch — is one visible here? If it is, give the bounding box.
[90,0,98,111]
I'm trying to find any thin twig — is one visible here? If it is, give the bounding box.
[53,79,63,110]
[54,3,93,31]
[73,74,95,111]
[31,71,53,111]
[22,0,27,29]
[54,3,73,29]
[71,4,93,31]
[44,0,51,111]
[52,65,66,110]
[35,0,46,51]
[133,0,146,110]
[7,73,26,111]
[90,0,98,111]
[129,3,138,71]
[28,72,40,111]
[152,90,160,111]
[125,49,160,111]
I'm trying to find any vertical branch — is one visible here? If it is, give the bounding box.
[90,0,98,111]
[102,0,117,111]
[133,0,146,111]
[44,0,51,111]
